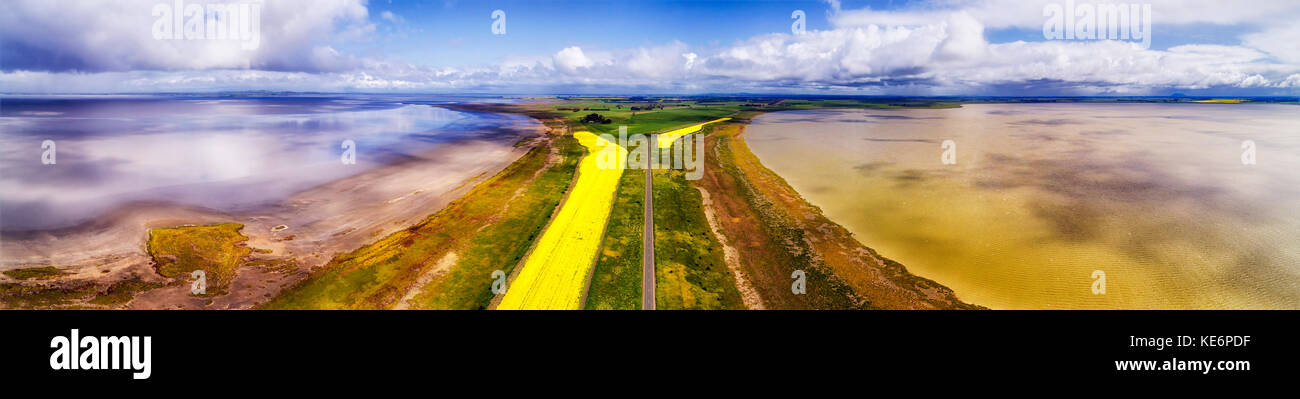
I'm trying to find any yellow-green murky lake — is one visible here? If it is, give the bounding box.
[747,104,1300,309]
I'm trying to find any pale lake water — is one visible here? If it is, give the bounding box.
[0,95,536,231]
[747,104,1300,309]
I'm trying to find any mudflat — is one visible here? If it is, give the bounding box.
[1,106,544,309]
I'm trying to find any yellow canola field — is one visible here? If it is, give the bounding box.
[497,131,628,310]
[656,118,731,148]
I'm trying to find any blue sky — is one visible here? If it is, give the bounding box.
[357,0,1255,66]
[2,0,1299,95]
[357,0,839,67]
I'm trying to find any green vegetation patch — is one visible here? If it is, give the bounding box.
[552,98,966,138]
[412,134,583,309]
[3,266,68,280]
[584,171,645,310]
[0,282,98,309]
[88,277,166,307]
[146,223,252,296]
[558,101,744,136]
[652,168,745,310]
[246,258,299,274]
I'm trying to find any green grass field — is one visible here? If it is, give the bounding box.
[552,98,963,138]
[652,167,745,310]
[554,100,745,136]
[583,170,645,310]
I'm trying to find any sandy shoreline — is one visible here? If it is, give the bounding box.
[1,106,545,309]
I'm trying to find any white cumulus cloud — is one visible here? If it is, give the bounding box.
[2,0,1299,95]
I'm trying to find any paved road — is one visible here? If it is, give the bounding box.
[642,151,656,310]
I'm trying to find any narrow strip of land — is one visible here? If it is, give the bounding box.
[642,151,656,310]
[497,132,625,310]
